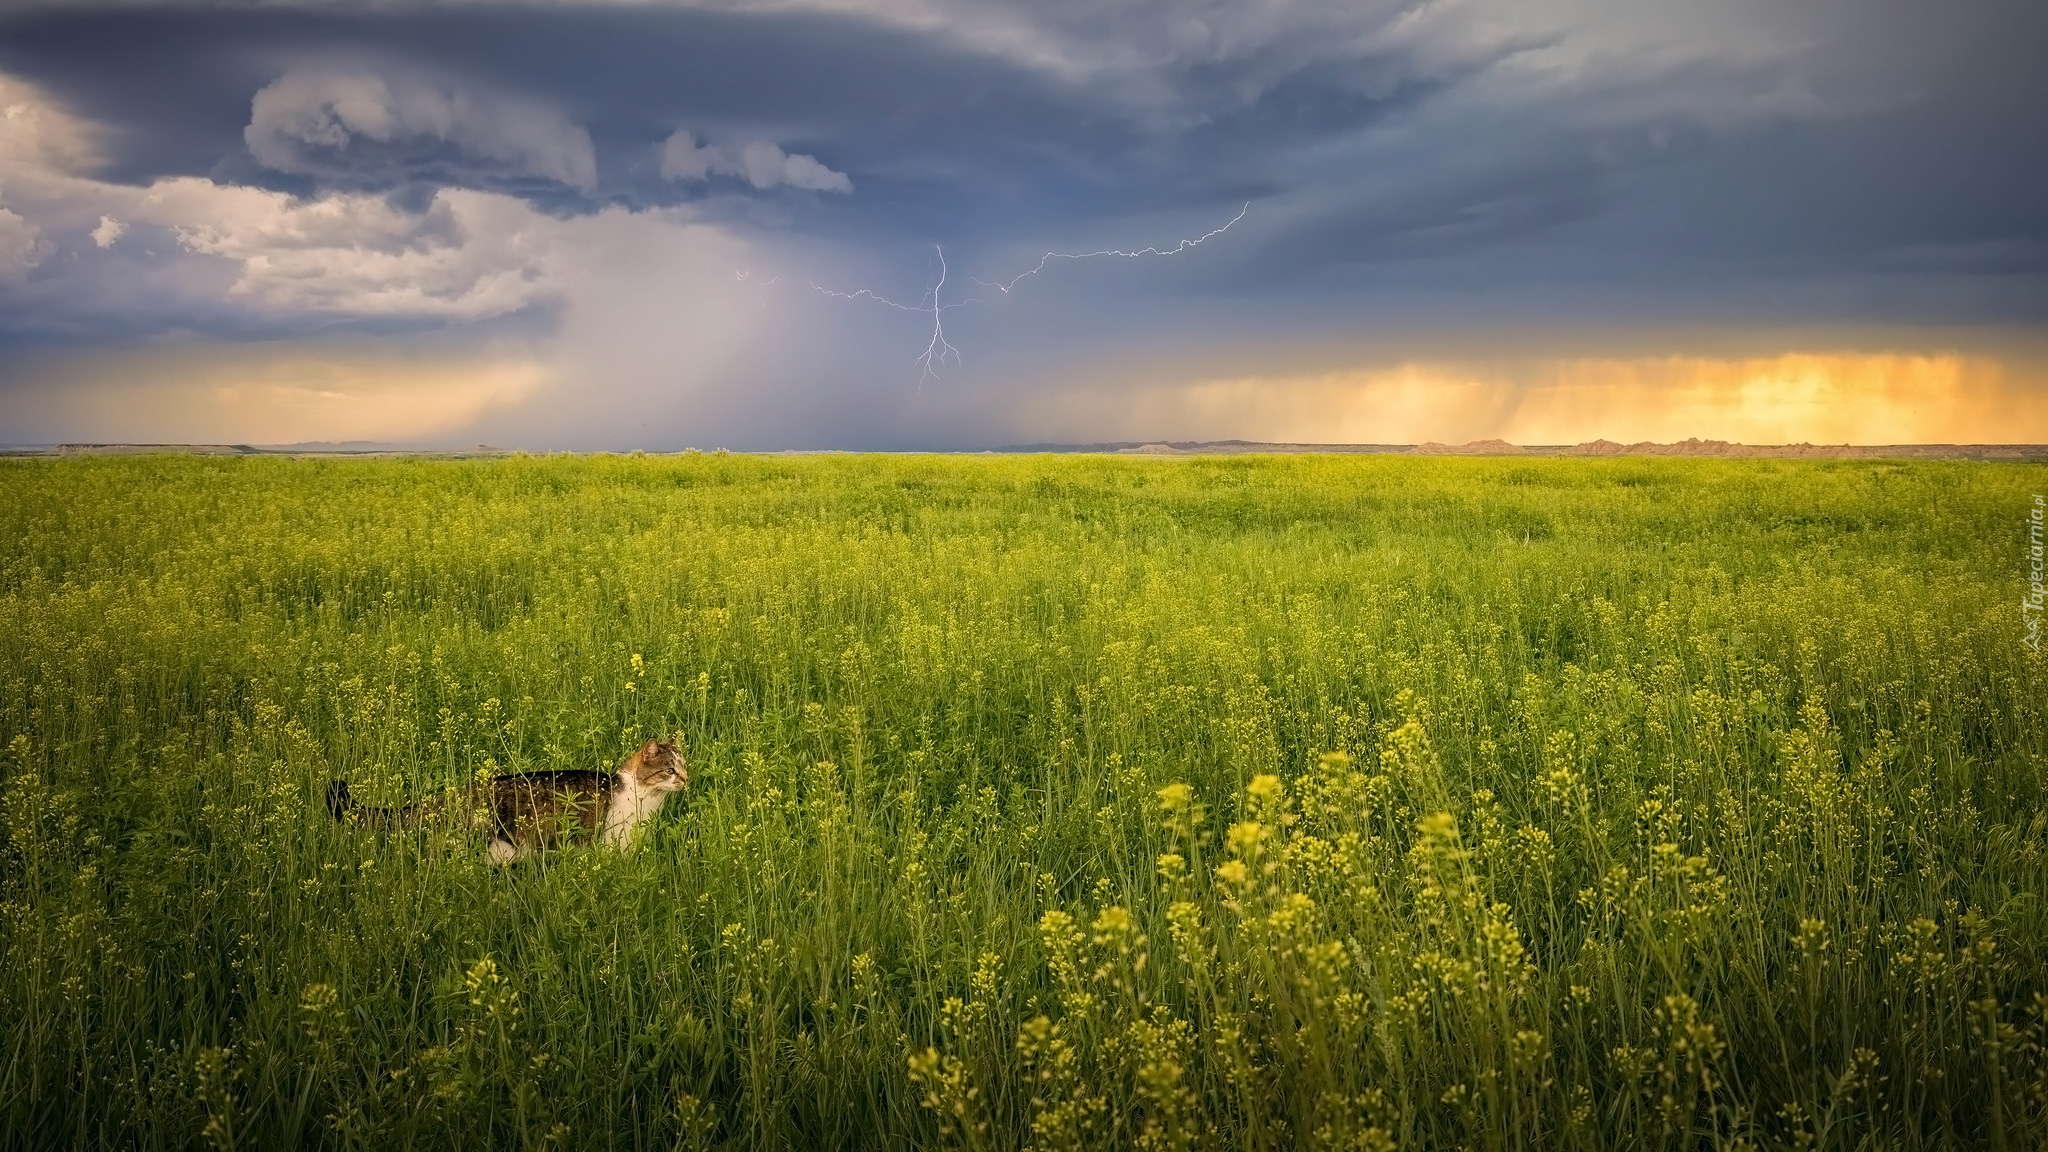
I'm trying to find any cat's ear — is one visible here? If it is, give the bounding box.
[638,738,660,755]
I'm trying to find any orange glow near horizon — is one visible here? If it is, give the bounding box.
[1027,352,2048,446]
[5,345,2046,447]
[1,346,545,444]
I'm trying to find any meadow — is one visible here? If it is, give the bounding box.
[0,451,2043,1150]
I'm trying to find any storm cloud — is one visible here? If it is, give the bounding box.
[0,0,2042,447]
[245,66,600,193]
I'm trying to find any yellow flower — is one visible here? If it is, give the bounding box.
[1093,906,1133,938]
[1226,820,1268,860]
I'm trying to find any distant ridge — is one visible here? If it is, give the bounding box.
[1000,438,2048,460]
[1002,439,1415,455]
[12,442,506,457]
[54,443,263,455]
[7,439,2044,460]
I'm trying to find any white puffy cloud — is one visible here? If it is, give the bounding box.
[657,129,718,181]
[246,67,599,191]
[3,68,587,320]
[663,129,720,180]
[0,71,778,446]
[133,178,560,319]
[738,140,854,192]
[660,129,852,192]
[0,206,40,278]
[0,71,760,336]
[0,75,103,174]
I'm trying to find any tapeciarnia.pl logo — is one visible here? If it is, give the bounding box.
[2026,493,2044,652]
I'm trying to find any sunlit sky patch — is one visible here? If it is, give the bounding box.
[0,0,2043,448]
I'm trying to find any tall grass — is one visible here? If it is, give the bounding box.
[0,452,2043,1149]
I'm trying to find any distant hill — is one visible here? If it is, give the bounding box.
[258,441,410,453]
[20,442,509,457]
[1001,439,2048,460]
[8,439,2043,459]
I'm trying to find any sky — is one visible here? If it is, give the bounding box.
[0,0,2043,449]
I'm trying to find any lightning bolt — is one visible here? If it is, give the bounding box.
[801,202,1249,384]
[974,202,1250,294]
[810,245,968,386]
[911,247,966,385]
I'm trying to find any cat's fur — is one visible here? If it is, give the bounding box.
[327,737,687,863]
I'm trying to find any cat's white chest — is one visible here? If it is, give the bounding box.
[600,775,669,847]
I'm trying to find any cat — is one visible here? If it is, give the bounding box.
[326,737,688,863]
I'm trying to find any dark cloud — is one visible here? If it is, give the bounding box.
[242,66,598,193]
[0,2,1519,228]
[0,6,1137,226]
[0,0,2042,384]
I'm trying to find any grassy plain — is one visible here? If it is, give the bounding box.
[0,452,2044,1150]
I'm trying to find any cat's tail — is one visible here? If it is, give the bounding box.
[326,780,425,830]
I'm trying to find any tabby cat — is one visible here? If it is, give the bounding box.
[326,737,687,862]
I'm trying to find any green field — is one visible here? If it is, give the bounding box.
[1,453,2043,1150]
